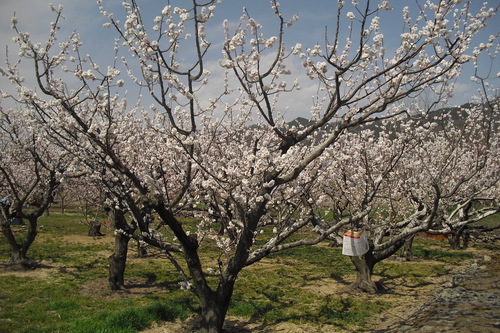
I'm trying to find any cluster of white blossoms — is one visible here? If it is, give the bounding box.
[1,1,497,303]
[114,228,134,238]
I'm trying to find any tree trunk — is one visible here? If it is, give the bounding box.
[1,216,39,270]
[449,225,467,249]
[136,212,151,257]
[199,297,224,333]
[136,240,148,257]
[8,248,38,270]
[107,208,133,290]
[60,195,65,214]
[88,220,104,237]
[197,281,235,333]
[152,202,257,333]
[462,230,470,249]
[108,231,129,290]
[398,235,415,261]
[350,250,378,293]
[181,239,238,333]
[9,248,28,264]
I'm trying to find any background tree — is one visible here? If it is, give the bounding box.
[0,106,76,269]
[1,0,498,331]
[324,99,500,293]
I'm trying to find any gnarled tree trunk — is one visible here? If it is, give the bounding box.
[88,219,104,237]
[1,216,39,270]
[109,233,129,290]
[350,237,407,293]
[108,208,134,290]
[449,225,467,249]
[398,235,415,261]
[180,224,247,332]
[350,250,378,293]
[196,279,236,333]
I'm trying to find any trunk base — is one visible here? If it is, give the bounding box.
[108,253,127,290]
[351,279,378,293]
[397,235,415,261]
[88,221,105,237]
[8,258,41,271]
[349,253,378,294]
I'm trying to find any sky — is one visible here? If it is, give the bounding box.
[0,0,498,121]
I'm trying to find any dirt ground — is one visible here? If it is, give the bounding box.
[139,256,482,333]
[1,235,496,333]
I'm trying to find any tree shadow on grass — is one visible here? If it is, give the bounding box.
[373,266,439,296]
[330,273,351,286]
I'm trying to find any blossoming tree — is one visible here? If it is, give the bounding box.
[0,106,78,268]
[1,0,498,331]
[314,95,499,293]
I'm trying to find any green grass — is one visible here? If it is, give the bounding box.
[0,271,195,333]
[473,214,499,228]
[228,281,391,330]
[315,297,391,326]
[411,245,475,263]
[63,300,193,333]
[0,210,498,332]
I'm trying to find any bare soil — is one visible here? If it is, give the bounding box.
[140,254,489,333]
[1,235,496,333]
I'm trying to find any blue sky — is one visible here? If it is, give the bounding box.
[1,0,498,120]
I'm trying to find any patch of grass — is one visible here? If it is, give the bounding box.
[229,293,391,329]
[268,244,352,281]
[262,307,286,323]
[474,242,499,250]
[471,212,500,228]
[316,297,391,324]
[229,300,261,318]
[227,241,392,329]
[1,210,497,332]
[64,301,191,333]
[0,276,97,333]
[375,261,447,285]
[411,245,475,263]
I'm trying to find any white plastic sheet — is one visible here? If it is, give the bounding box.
[342,229,369,256]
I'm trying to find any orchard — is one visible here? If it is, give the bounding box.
[1,1,498,332]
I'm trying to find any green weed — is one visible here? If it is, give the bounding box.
[411,245,475,263]
[315,297,391,327]
[1,210,497,332]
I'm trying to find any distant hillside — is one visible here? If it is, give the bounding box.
[286,101,499,137]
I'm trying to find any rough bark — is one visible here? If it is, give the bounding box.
[1,216,39,270]
[350,250,378,293]
[108,232,129,290]
[183,220,250,332]
[196,213,261,332]
[180,242,232,333]
[449,225,467,249]
[108,208,134,290]
[151,199,263,332]
[199,297,225,333]
[197,278,236,333]
[398,235,415,261]
[88,220,104,237]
